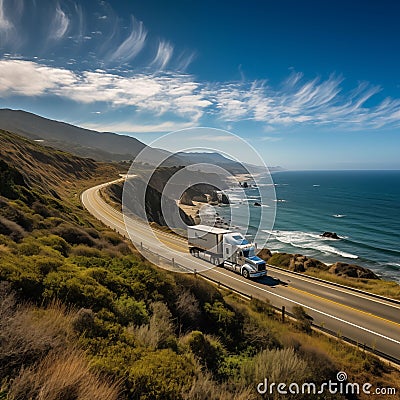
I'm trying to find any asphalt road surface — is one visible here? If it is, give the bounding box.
[82,179,400,363]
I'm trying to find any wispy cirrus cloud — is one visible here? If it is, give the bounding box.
[151,40,173,70]
[50,3,69,40]
[107,16,147,63]
[0,0,12,31]
[212,73,400,129]
[1,58,400,131]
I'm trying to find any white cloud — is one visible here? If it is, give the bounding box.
[51,3,69,40]
[190,134,237,142]
[108,16,147,63]
[83,120,195,133]
[260,136,282,142]
[0,59,210,122]
[151,40,173,70]
[0,59,75,95]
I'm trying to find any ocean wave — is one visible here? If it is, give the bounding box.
[263,230,358,259]
[343,237,400,257]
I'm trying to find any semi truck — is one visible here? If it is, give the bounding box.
[188,224,266,278]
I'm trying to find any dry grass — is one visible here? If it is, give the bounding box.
[306,268,400,300]
[183,370,256,400]
[0,288,73,379]
[8,349,121,400]
[0,286,122,399]
[132,302,175,349]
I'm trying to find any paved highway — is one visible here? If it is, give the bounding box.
[82,179,400,362]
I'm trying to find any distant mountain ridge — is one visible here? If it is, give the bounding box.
[0,109,284,173]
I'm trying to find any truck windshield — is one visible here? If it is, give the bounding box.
[232,235,249,245]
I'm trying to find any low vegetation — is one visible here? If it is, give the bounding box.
[0,131,399,399]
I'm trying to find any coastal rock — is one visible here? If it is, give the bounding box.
[321,231,340,239]
[257,250,380,281]
[192,195,208,203]
[257,248,272,261]
[180,192,194,206]
[242,182,248,188]
[220,193,230,205]
[209,190,219,203]
[329,262,379,279]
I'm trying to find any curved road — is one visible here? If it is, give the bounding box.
[82,179,400,363]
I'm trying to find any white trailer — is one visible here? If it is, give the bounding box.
[188,224,266,279]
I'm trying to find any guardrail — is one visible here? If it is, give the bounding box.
[266,263,400,305]
[134,240,400,368]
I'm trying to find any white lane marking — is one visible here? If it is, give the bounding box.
[82,185,400,347]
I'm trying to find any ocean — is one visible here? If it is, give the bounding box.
[217,170,400,282]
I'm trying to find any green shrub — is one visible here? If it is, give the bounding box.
[43,268,114,310]
[186,331,225,372]
[18,238,41,256]
[53,223,95,246]
[268,253,292,268]
[128,349,194,400]
[102,231,123,246]
[71,245,103,257]
[114,295,148,326]
[32,255,63,275]
[38,235,70,257]
[204,301,243,347]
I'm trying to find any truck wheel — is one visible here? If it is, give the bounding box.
[242,269,250,279]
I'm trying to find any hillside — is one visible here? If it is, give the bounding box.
[0,109,177,163]
[0,129,103,197]
[0,131,399,399]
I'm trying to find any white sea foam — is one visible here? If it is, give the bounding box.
[263,230,358,259]
[333,214,346,218]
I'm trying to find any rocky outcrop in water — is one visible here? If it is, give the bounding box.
[321,232,340,239]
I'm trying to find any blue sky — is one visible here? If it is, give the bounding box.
[0,0,399,169]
